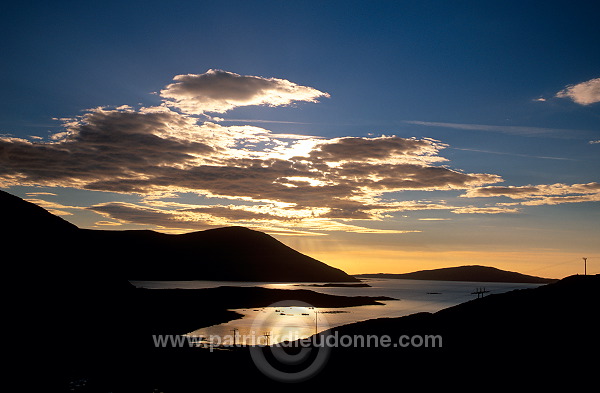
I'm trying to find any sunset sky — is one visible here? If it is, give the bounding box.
[2,1,599,278]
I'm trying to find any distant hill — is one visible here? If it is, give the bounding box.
[0,189,356,282]
[356,265,555,283]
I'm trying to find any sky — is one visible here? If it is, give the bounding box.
[1,1,599,278]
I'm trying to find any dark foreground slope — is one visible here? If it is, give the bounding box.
[49,275,599,392]
[357,264,555,283]
[319,274,599,388]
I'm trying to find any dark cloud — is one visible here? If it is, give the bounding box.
[88,202,215,231]
[0,107,212,187]
[307,136,441,162]
[1,106,505,222]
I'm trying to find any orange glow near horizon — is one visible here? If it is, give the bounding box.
[297,248,597,280]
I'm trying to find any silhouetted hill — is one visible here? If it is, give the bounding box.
[1,189,78,233]
[0,189,356,389]
[1,189,356,282]
[82,226,356,281]
[357,264,555,283]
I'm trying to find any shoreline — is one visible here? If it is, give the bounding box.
[130,285,397,335]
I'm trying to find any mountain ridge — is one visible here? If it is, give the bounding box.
[1,189,356,282]
[356,264,555,283]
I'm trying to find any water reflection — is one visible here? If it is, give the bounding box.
[133,278,542,346]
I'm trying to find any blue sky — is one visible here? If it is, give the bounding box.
[1,1,599,277]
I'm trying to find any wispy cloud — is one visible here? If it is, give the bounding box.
[463,182,600,199]
[451,147,576,161]
[462,182,600,208]
[451,206,520,214]
[404,120,586,139]
[216,118,313,125]
[23,198,80,216]
[555,77,600,105]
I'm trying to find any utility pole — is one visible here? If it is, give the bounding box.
[583,257,587,275]
[472,287,490,299]
[231,328,238,346]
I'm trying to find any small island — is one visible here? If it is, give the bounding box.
[295,283,372,288]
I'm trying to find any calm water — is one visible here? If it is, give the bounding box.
[132,279,542,345]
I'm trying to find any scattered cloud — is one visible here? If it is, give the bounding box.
[0,102,503,225]
[462,182,600,208]
[463,182,600,199]
[589,140,600,144]
[519,193,600,206]
[2,70,598,235]
[88,200,421,235]
[555,77,600,105]
[160,69,330,115]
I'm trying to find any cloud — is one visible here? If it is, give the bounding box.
[4,69,598,235]
[519,193,600,206]
[589,140,600,144]
[2,98,504,223]
[23,198,79,216]
[451,147,574,161]
[462,182,600,208]
[160,69,330,114]
[404,120,586,139]
[307,136,446,164]
[451,206,520,214]
[94,220,122,226]
[463,182,600,199]
[88,201,420,235]
[25,192,57,196]
[0,106,213,189]
[555,77,600,105]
